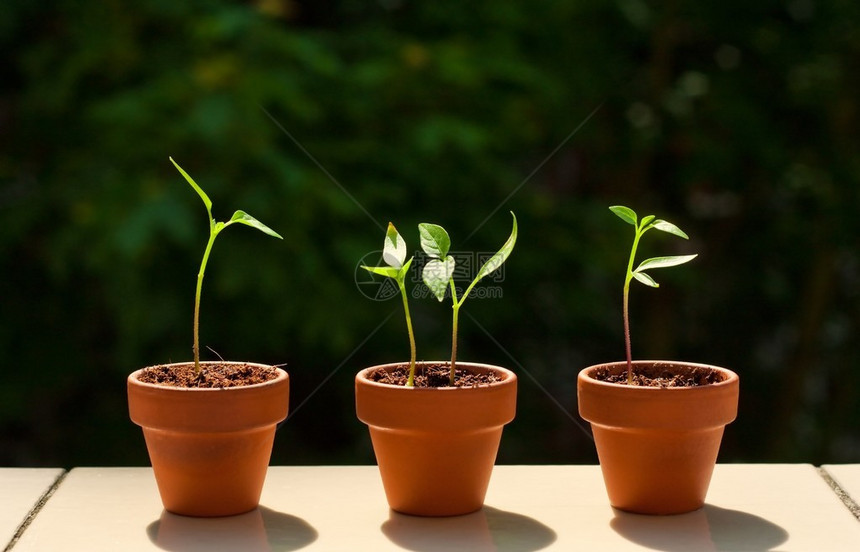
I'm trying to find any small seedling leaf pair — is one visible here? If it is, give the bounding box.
[610,205,697,383]
[362,213,517,386]
[171,158,282,241]
[170,157,282,374]
[419,223,456,301]
[610,205,697,289]
[419,214,518,306]
[633,255,698,287]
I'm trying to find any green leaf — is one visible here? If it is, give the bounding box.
[609,205,637,226]
[228,210,283,239]
[383,222,407,268]
[422,256,455,301]
[640,215,655,227]
[170,157,212,213]
[636,254,698,272]
[633,271,659,287]
[473,211,518,283]
[418,223,451,259]
[651,219,689,239]
[361,265,400,279]
[398,256,413,282]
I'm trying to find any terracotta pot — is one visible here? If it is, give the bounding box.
[128,362,289,517]
[355,361,517,516]
[578,360,739,515]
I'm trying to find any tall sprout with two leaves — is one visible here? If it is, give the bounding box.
[360,224,418,386]
[170,157,283,375]
[421,212,517,386]
[610,206,697,384]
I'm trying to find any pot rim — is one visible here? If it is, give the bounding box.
[577,360,739,430]
[355,361,517,430]
[128,361,288,393]
[578,360,738,392]
[128,361,290,432]
[356,360,515,392]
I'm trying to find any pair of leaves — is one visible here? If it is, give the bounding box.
[362,213,518,304]
[419,212,518,303]
[170,157,283,240]
[631,254,698,287]
[609,205,689,239]
[609,205,696,288]
[418,224,456,301]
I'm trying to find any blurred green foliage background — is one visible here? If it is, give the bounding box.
[1,0,858,468]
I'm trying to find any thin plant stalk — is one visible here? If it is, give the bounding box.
[448,268,487,385]
[192,231,218,374]
[621,227,644,385]
[449,281,461,386]
[399,278,417,387]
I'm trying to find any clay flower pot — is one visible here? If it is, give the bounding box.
[578,360,739,515]
[128,361,289,517]
[355,361,517,517]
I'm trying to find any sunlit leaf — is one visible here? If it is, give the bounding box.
[633,271,659,287]
[609,205,637,226]
[418,223,451,259]
[422,256,455,301]
[383,222,407,268]
[398,256,413,282]
[473,212,517,283]
[361,265,400,279]
[170,157,212,213]
[636,254,698,271]
[229,210,283,239]
[651,219,689,239]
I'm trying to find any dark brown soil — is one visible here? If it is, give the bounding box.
[593,363,724,388]
[367,363,502,388]
[136,363,279,389]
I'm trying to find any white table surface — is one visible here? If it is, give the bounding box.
[8,464,860,551]
[0,468,64,548]
[824,465,860,500]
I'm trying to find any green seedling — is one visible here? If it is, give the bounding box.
[610,205,697,384]
[170,157,283,375]
[360,224,418,386]
[420,212,517,386]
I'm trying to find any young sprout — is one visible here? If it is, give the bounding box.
[420,212,517,386]
[360,224,418,386]
[610,205,697,384]
[170,157,283,375]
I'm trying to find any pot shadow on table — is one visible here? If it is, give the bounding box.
[146,505,318,552]
[610,504,789,552]
[381,505,557,552]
